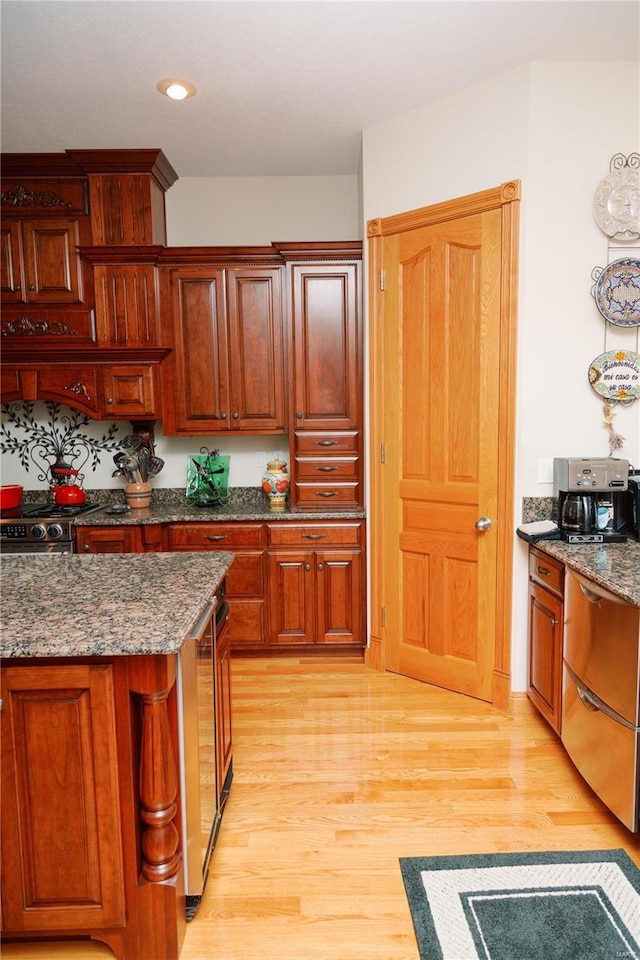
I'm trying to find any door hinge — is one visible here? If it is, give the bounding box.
[381,607,386,627]
[379,269,386,291]
[380,442,385,464]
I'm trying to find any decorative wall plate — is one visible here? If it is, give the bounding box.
[593,161,640,240]
[593,258,640,326]
[588,349,640,404]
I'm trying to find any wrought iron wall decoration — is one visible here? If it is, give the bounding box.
[0,401,121,485]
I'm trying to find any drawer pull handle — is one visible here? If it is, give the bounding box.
[303,533,326,540]
[206,534,228,541]
[577,687,599,712]
[316,465,338,472]
[316,440,338,447]
[315,491,338,497]
[537,565,551,577]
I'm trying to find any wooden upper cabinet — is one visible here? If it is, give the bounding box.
[0,173,96,344]
[289,261,360,431]
[67,149,178,247]
[163,261,286,434]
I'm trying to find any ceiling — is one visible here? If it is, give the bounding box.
[1,1,638,179]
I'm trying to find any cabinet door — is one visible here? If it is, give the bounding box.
[94,263,159,347]
[268,550,316,645]
[171,268,230,431]
[77,526,142,553]
[226,268,285,432]
[528,580,563,734]
[22,219,82,303]
[1,663,125,932]
[316,549,363,645]
[103,364,158,418]
[290,262,360,430]
[1,221,24,301]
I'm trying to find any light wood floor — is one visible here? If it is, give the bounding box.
[4,656,640,959]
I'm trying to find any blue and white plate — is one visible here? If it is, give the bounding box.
[593,258,640,326]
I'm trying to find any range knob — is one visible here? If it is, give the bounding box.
[30,524,47,541]
[48,523,65,541]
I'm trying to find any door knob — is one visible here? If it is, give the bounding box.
[475,517,492,531]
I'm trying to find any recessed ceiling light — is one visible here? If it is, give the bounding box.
[156,78,196,100]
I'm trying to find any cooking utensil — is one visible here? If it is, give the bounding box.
[148,455,164,477]
[0,484,23,510]
[121,434,143,452]
[137,446,150,482]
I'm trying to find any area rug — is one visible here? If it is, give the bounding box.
[400,849,640,960]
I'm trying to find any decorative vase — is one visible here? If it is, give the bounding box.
[124,481,152,510]
[262,457,290,512]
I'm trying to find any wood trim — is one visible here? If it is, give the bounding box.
[367,230,385,668]
[367,182,521,238]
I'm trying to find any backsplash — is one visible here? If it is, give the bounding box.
[522,497,556,524]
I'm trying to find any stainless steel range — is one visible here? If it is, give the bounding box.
[0,502,104,554]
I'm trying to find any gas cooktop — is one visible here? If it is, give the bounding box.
[0,502,103,521]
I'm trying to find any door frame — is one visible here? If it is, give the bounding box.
[365,181,520,711]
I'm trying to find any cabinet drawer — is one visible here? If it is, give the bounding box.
[295,431,358,454]
[267,522,362,547]
[294,482,360,508]
[295,456,358,480]
[529,548,564,596]
[168,523,264,549]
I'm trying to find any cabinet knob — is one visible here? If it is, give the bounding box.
[233,412,239,419]
[221,412,227,420]
[14,283,20,291]
[83,544,90,552]
[105,397,113,405]
[28,283,35,291]
[305,563,311,571]
[317,562,324,571]
[296,411,303,419]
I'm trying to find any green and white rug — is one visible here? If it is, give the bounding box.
[400,849,640,960]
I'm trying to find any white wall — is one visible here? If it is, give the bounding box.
[361,60,640,692]
[166,175,361,245]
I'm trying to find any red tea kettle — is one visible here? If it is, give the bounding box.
[50,460,87,506]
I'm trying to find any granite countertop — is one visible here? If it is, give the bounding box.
[530,539,640,606]
[0,551,233,659]
[75,501,367,526]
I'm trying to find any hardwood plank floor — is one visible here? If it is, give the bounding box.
[4,656,639,959]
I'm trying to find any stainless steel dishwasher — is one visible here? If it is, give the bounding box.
[562,569,640,832]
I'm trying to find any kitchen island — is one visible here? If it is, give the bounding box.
[531,538,640,606]
[1,551,233,960]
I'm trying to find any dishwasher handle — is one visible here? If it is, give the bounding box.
[187,598,218,640]
[574,571,630,606]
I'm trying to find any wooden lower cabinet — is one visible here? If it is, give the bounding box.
[77,523,163,554]
[528,547,565,734]
[167,523,268,650]
[266,522,365,648]
[1,653,186,959]
[76,518,366,652]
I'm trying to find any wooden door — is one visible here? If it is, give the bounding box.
[368,183,519,707]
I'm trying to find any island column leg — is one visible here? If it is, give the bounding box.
[128,654,185,960]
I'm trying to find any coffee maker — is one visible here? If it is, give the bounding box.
[553,457,629,543]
